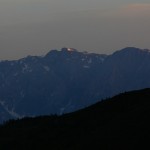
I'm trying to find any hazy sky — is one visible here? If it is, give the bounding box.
[0,0,150,60]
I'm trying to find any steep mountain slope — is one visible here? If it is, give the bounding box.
[0,88,150,149]
[0,48,106,122]
[98,47,150,97]
[0,47,150,123]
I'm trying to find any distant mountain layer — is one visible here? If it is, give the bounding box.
[0,88,150,149]
[0,47,150,122]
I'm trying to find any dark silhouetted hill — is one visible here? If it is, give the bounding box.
[0,88,150,149]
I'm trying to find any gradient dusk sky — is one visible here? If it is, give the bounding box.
[0,0,150,60]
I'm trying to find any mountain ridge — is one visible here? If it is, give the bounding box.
[0,47,150,122]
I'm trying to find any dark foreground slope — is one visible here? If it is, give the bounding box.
[1,88,150,150]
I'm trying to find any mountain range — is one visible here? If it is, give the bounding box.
[0,47,150,122]
[0,88,150,149]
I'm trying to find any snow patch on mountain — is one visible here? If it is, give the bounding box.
[0,100,21,119]
[83,65,90,68]
[22,64,32,73]
[44,66,50,72]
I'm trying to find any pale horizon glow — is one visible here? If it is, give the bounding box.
[0,0,150,60]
